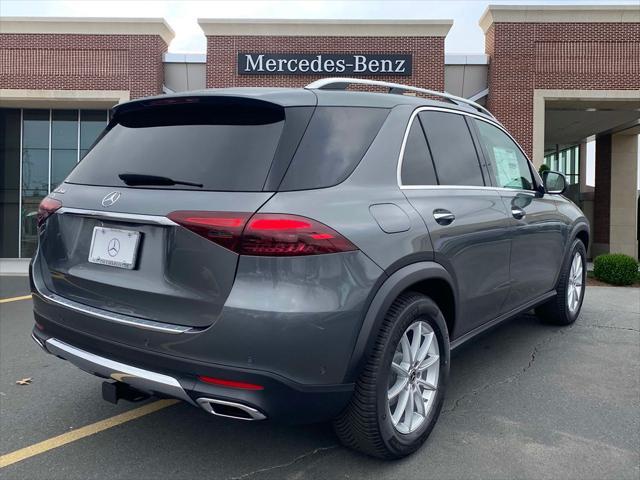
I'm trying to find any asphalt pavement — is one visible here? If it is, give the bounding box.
[1,275,638,480]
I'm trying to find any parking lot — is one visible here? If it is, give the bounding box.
[1,275,638,480]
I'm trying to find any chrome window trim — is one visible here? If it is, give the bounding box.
[396,106,535,193]
[45,337,197,406]
[57,207,178,226]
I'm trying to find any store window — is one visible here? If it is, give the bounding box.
[0,108,108,258]
[543,145,580,186]
[0,109,21,257]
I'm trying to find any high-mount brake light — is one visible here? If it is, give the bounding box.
[167,211,357,256]
[37,197,62,227]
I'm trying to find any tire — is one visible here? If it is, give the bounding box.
[333,292,450,459]
[535,239,587,326]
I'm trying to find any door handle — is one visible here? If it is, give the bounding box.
[433,209,455,225]
[511,207,526,220]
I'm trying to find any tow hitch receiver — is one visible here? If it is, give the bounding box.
[102,381,150,404]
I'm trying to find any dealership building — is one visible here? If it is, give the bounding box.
[1,5,639,270]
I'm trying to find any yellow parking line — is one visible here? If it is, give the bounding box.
[0,294,32,304]
[0,399,179,469]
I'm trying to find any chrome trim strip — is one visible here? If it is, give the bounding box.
[197,398,267,421]
[45,338,196,406]
[32,275,193,335]
[396,106,533,192]
[31,332,46,351]
[57,207,177,226]
[305,77,494,118]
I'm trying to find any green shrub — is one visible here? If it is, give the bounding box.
[593,253,639,286]
[538,164,550,176]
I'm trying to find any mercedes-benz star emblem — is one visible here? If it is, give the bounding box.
[102,191,121,207]
[107,238,120,257]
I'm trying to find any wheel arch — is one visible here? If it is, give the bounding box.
[343,261,457,383]
[574,226,589,251]
[551,220,590,289]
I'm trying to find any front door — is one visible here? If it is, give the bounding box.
[472,118,566,312]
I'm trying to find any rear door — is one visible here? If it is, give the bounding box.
[36,97,313,328]
[400,109,512,337]
[471,118,565,311]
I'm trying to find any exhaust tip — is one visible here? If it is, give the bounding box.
[197,398,266,421]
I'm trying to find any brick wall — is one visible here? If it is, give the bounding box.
[485,22,640,158]
[205,35,445,91]
[0,33,168,98]
[594,134,612,245]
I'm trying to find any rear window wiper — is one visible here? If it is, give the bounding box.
[118,173,203,188]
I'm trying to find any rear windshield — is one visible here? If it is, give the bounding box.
[66,102,285,192]
[66,101,388,192]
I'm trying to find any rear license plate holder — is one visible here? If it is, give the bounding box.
[88,226,141,270]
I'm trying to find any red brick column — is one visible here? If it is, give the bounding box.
[593,134,612,248]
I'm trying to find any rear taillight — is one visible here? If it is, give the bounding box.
[37,197,62,227]
[167,211,357,256]
[166,211,250,251]
[242,214,357,256]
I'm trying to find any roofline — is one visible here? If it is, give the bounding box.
[0,17,175,45]
[197,18,453,37]
[480,5,640,33]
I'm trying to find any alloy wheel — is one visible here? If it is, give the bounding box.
[387,321,440,434]
[567,252,584,314]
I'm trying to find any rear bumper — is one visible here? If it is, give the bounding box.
[31,322,354,423]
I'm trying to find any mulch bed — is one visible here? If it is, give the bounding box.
[586,275,640,288]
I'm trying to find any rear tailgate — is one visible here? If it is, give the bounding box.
[34,94,314,329]
[37,186,273,328]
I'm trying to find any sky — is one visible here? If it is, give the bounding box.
[2,0,638,54]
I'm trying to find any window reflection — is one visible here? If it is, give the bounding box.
[21,110,50,258]
[52,110,78,189]
[9,108,108,258]
[80,110,107,159]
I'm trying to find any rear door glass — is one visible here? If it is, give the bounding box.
[66,102,286,192]
[400,117,438,186]
[278,107,389,190]
[419,111,485,186]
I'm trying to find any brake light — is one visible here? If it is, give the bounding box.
[198,375,264,391]
[167,211,250,251]
[167,211,357,256]
[242,214,357,256]
[37,197,62,227]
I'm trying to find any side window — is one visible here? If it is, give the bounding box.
[400,117,437,186]
[279,107,389,191]
[474,119,534,190]
[419,111,485,186]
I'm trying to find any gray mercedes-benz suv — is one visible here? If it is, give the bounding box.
[30,78,589,459]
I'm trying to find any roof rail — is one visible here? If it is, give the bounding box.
[305,77,494,118]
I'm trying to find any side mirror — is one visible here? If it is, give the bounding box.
[542,170,567,195]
